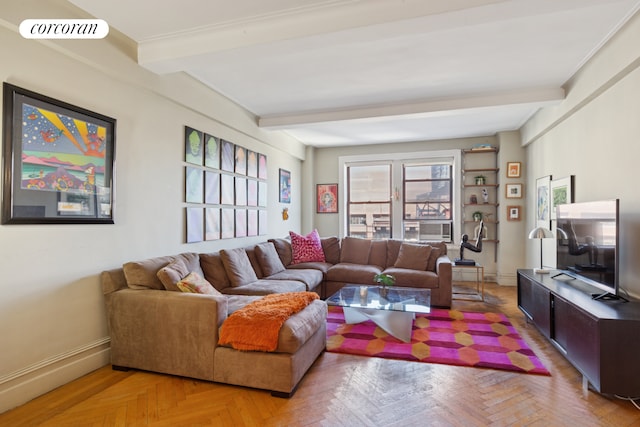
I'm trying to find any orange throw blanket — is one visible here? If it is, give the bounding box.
[219,292,319,352]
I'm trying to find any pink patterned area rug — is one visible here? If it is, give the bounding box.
[326,306,550,375]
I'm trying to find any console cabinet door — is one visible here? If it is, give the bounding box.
[553,296,601,390]
[517,273,551,338]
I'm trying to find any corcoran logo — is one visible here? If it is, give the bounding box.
[19,19,109,39]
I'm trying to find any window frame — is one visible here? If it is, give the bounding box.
[339,149,462,242]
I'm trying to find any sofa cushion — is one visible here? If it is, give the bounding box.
[176,272,222,295]
[340,237,371,264]
[321,236,341,264]
[199,252,231,291]
[368,239,387,268]
[382,267,439,288]
[386,239,403,267]
[255,242,286,276]
[426,247,442,272]
[394,243,431,271]
[245,247,264,278]
[123,255,174,290]
[157,253,203,292]
[220,279,307,296]
[220,248,259,287]
[266,268,323,292]
[290,230,326,264]
[269,238,292,266]
[326,263,383,284]
[287,261,333,274]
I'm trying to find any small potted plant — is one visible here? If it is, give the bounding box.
[474,175,486,185]
[374,273,395,297]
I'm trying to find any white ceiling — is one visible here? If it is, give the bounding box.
[69,0,640,147]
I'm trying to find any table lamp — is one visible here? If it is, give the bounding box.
[528,226,554,274]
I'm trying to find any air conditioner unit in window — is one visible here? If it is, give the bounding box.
[419,221,453,242]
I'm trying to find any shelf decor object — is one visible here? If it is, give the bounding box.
[2,82,116,224]
[528,226,554,274]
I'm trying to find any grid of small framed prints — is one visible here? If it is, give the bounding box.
[184,126,268,243]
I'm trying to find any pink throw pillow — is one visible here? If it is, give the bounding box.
[290,230,326,264]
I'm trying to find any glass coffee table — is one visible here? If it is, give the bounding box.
[326,285,431,342]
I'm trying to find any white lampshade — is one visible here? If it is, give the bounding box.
[528,227,554,239]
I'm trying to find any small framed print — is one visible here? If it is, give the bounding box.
[505,183,523,199]
[316,183,338,213]
[506,162,521,178]
[507,205,521,221]
[279,169,291,203]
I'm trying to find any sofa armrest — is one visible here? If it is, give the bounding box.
[106,288,226,381]
[436,254,452,298]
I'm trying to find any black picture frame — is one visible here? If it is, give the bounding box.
[279,168,291,203]
[2,83,116,224]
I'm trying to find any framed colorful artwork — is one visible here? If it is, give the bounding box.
[184,126,203,165]
[220,139,234,172]
[507,205,521,221]
[220,173,234,205]
[258,209,267,235]
[506,162,521,178]
[186,207,203,243]
[235,208,247,238]
[247,150,258,178]
[258,181,267,207]
[279,169,291,203]
[2,83,116,224]
[247,209,258,237]
[316,183,338,213]
[536,175,552,228]
[204,171,220,204]
[185,166,203,203]
[221,208,235,239]
[235,145,246,175]
[235,177,247,206]
[258,154,267,180]
[550,175,574,220]
[205,207,220,241]
[204,133,219,169]
[505,183,523,199]
[247,179,258,207]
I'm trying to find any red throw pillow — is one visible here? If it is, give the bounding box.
[290,229,326,264]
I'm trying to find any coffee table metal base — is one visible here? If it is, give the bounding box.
[343,307,415,342]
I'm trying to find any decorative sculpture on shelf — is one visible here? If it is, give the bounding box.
[455,220,484,266]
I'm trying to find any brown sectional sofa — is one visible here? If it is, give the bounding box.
[270,237,452,307]
[100,236,452,397]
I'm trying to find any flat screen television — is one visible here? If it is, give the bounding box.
[554,199,622,300]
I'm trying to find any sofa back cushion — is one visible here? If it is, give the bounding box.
[340,237,371,264]
[156,253,204,292]
[270,238,293,266]
[394,243,431,270]
[123,255,174,290]
[199,252,231,291]
[321,236,341,264]
[255,242,286,276]
[220,247,259,287]
[368,240,387,268]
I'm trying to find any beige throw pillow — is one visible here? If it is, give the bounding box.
[176,272,222,295]
[156,253,202,292]
[394,243,431,270]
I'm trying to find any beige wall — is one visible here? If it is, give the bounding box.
[0,0,305,412]
[521,10,640,299]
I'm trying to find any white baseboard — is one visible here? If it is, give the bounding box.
[0,338,111,414]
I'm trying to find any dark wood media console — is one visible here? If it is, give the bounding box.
[517,269,640,396]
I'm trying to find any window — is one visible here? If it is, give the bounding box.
[346,164,391,239]
[341,150,460,242]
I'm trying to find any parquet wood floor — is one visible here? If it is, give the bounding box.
[2,282,640,426]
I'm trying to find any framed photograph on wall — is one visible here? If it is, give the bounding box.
[279,168,291,203]
[204,133,219,169]
[316,183,338,213]
[507,205,521,221]
[550,175,575,220]
[506,162,521,178]
[505,183,523,199]
[2,83,116,224]
[536,175,552,228]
